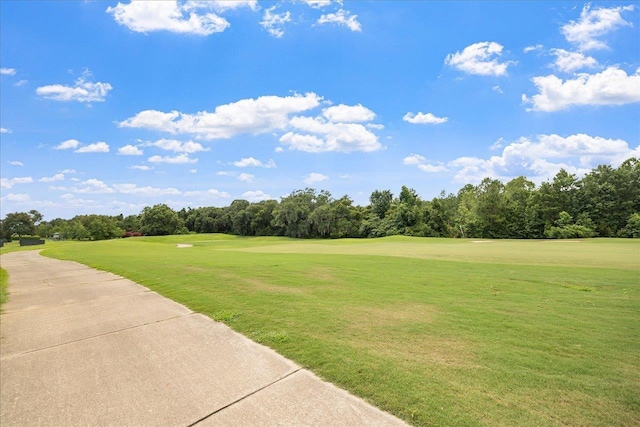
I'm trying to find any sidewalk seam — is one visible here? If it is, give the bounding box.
[187,367,303,427]
[0,312,194,361]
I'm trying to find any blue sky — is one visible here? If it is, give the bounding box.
[1,1,639,219]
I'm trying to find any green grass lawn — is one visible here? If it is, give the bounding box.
[9,235,640,426]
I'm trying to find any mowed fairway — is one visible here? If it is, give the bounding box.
[39,236,639,426]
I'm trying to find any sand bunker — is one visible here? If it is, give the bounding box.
[471,240,493,243]
[176,244,193,248]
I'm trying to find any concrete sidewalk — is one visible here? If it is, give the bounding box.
[0,250,408,427]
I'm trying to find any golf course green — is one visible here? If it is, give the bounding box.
[6,235,640,426]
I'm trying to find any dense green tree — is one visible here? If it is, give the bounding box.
[2,212,36,238]
[140,204,182,236]
[369,190,393,219]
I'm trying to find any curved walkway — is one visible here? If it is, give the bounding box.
[0,250,407,427]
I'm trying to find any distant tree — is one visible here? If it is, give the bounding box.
[140,204,182,236]
[369,190,393,219]
[2,212,36,238]
[28,210,44,226]
[121,215,141,232]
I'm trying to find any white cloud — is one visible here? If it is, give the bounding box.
[301,0,339,8]
[9,161,24,166]
[200,1,258,12]
[36,74,112,103]
[260,6,290,38]
[403,154,447,173]
[54,139,80,150]
[242,190,271,202]
[317,9,361,32]
[118,145,143,155]
[0,177,33,189]
[217,171,233,176]
[119,92,322,139]
[492,85,504,94]
[561,4,635,51]
[113,183,181,196]
[0,127,12,134]
[550,49,598,73]
[149,138,209,153]
[523,44,543,53]
[448,133,640,184]
[1,193,30,202]
[281,116,381,153]
[1,68,16,76]
[131,165,152,171]
[76,179,115,194]
[303,172,329,185]
[39,173,65,183]
[60,169,77,174]
[75,142,110,153]
[445,42,515,76]
[148,154,197,164]
[14,80,28,87]
[189,169,197,174]
[523,66,640,112]
[274,147,284,153]
[184,188,230,199]
[322,104,375,122]
[403,112,448,124]
[238,172,254,183]
[403,154,426,165]
[107,0,230,35]
[232,157,276,168]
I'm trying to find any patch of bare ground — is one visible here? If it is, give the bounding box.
[344,303,478,367]
[176,244,193,248]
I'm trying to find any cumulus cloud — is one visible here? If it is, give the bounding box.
[492,85,504,94]
[54,139,80,150]
[39,173,65,183]
[148,154,197,164]
[242,190,271,202]
[260,6,290,38]
[1,68,16,76]
[523,66,640,112]
[1,193,30,203]
[119,92,322,139]
[322,104,375,122]
[448,133,640,183]
[403,154,447,173]
[523,44,543,53]
[301,0,339,8]
[118,145,143,155]
[9,161,24,166]
[238,172,254,183]
[1,127,12,134]
[317,9,361,31]
[550,49,598,73]
[149,138,209,153]
[281,116,381,153]
[233,157,276,168]
[403,112,448,124]
[1,177,34,189]
[107,0,230,35]
[303,172,329,185]
[75,142,110,153]
[76,179,115,194]
[445,42,515,76]
[36,73,112,103]
[112,183,181,196]
[561,4,635,51]
[183,188,230,199]
[131,165,153,171]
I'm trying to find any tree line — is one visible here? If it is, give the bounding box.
[2,159,639,241]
